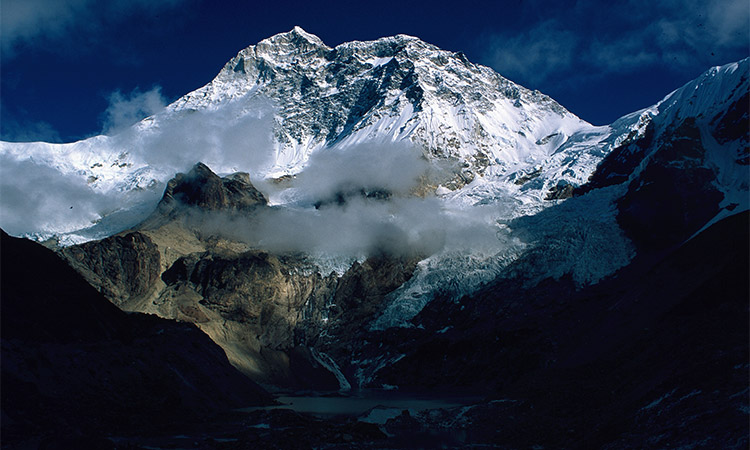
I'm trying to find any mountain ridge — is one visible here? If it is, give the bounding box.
[1,27,747,448]
[1,27,621,243]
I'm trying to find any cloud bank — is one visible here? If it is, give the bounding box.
[110,95,277,177]
[176,139,514,261]
[290,141,428,202]
[0,157,114,237]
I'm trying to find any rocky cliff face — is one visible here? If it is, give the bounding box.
[158,162,267,214]
[61,232,161,308]
[58,163,420,389]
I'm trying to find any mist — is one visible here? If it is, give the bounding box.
[114,95,277,177]
[0,89,514,262]
[178,137,516,260]
[0,157,116,237]
[102,86,167,134]
[288,141,429,202]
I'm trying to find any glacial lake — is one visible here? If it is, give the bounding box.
[242,390,481,424]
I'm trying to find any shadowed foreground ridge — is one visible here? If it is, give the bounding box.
[0,230,272,447]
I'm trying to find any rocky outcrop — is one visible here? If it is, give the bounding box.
[544,180,575,200]
[309,256,420,348]
[161,250,336,349]
[60,231,161,308]
[156,248,419,388]
[57,163,420,389]
[0,230,271,446]
[158,162,267,214]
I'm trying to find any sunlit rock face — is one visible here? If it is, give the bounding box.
[157,162,267,214]
[57,163,421,389]
[61,232,161,308]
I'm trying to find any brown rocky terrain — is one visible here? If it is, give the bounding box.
[59,162,420,389]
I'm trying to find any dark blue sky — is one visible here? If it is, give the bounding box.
[1,0,748,142]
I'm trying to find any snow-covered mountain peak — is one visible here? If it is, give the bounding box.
[0,29,625,242]
[651,58,748,126]
[169,27,592,189]
[2,28,745,249]
[242,26,330,65]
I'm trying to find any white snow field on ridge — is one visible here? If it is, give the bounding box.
[0,27,613,242]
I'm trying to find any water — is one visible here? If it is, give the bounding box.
[242,389,479,424]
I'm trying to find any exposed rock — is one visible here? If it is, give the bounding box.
[60,232,161,308]
[157,249,419,388]
[544,179,575,200]
[313,187,392,209]
[162,250,335,350]
[317,256,420,345]
[513,167,542,185]
[158,162,267,214]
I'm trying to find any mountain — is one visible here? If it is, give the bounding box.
[0,27,637,243]
[0,230,272,447]
[60,162,421,389]
[0,27,747,448]
[50,49,748,389]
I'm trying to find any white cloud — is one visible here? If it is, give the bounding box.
[291,141,428,202]
[101,87,167,134]
[0,157,113,236]
[106,94,277,177]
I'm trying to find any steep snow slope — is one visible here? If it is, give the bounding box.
[373,58,749,328]
[1,27,628,242]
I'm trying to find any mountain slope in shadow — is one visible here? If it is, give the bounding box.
[0,230,272,447]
